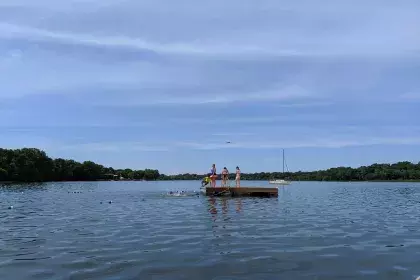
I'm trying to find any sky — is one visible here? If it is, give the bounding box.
[0,0,420,174]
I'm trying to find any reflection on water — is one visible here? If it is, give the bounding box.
[208,197,217,219]
[0,180,420,279]
[207,197,243,219]
[235,197,242,213]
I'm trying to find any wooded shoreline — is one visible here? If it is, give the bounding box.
[1,148,420,183]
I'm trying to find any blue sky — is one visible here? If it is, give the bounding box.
[1,0,419,174]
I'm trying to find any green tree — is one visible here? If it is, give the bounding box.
[0,168,7,181]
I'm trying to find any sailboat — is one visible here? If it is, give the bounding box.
[269,149,291,185]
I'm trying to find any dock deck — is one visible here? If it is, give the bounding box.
[205,186,278,197]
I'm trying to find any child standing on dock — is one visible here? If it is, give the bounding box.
[235,166,241,187]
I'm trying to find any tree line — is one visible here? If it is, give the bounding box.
[0,148,159,182]
[1,147,419,182]
[159,162,420,182]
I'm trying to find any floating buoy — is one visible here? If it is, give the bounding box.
[109,200,112,204]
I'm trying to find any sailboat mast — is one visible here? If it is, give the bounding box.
[282,149,285,174]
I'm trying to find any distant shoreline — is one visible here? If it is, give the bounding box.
[1,147,420,184]
[2,179,420,184]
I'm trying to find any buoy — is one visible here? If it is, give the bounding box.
[109,200,112,204]
[8,206,13,209]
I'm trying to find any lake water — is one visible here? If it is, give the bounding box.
[0,180,419,279]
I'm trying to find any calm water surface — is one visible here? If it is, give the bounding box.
[1,180,420,279]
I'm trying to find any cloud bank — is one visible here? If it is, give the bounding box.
[1,0,420,172]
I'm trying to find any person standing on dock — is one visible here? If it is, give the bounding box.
[221,167,229,187]
[235,166,241,187]
[210,163,217,187]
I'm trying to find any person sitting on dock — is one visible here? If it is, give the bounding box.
[221,167,229,187]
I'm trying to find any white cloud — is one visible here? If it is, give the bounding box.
[0,23,303,58]
[56,142,170,152]
[211,132,255,137]
[3,125,420,157]
[2,2,419,103]
[0,119,154,128]
[1,0,419,60]
[168,114,331,125]
[88,84,317,107]
[273,102,333,108]
[52,128,420,153]
[174,136,420,150]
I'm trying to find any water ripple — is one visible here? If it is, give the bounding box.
[0,181,420,279]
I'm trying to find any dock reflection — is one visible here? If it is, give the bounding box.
[235,197,242,213]
[208,197,217,215]
[221,197,228,215]
[206,196,243,239]
[207,196,243,219]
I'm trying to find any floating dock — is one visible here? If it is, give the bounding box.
[205,186,278,197]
